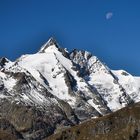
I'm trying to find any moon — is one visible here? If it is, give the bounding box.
[106,12,113,20]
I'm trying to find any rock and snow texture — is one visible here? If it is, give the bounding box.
[0,37,140,121]
[70,50,134,111]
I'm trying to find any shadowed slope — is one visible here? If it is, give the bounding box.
[47,102,140,140]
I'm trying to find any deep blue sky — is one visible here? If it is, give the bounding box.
[0,0,140,75]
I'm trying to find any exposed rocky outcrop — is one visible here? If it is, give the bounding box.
[0,99,78,140]
[0,57,10,69]
[0,118,23,140]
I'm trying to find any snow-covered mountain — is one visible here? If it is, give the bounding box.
[0,37,140,139]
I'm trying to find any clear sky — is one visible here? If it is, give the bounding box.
[0,0,140,75]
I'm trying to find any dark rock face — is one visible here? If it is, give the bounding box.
[0,119,23,140]
[0,57,9,69]
[47,102,140,140]
[0,99,77,140]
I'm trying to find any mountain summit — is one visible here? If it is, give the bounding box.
[39,37,59,53]
[0,38,140,139]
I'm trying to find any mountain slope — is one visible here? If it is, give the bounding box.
[0,37,140,139]
[46,101,140,140]
[4,38,111,118]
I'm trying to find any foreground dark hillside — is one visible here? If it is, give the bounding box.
[46,102,140,140]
